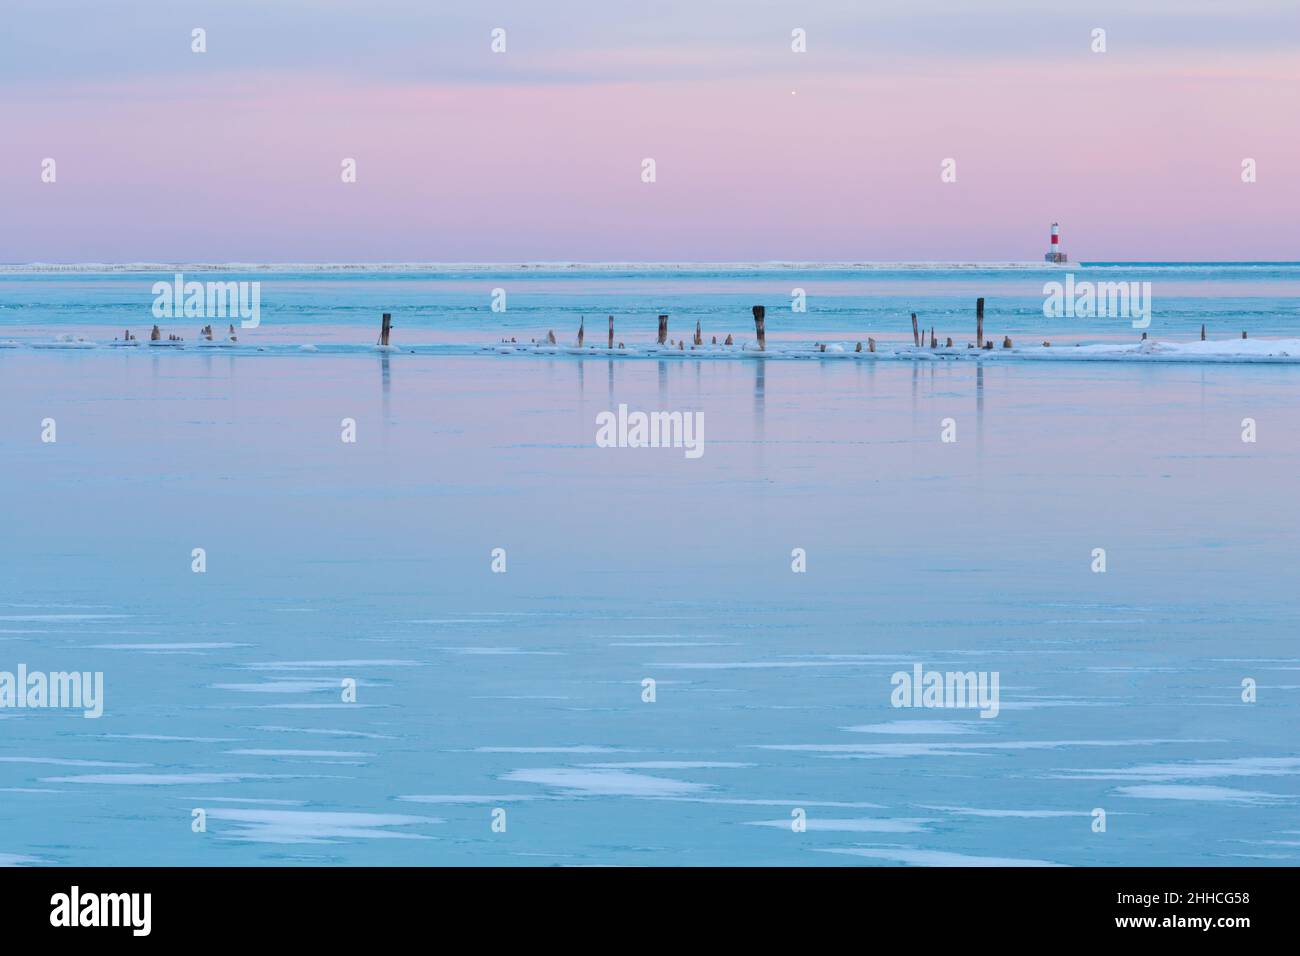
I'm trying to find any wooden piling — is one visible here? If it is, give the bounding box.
[608,315,614,348]
[1201,323,1206,341]
[1242,330,1248,339]
[752,306,766,351]
[930,327,937,348]
[945,337,953,348]
[658,314,668,345]
[1002,335,1012,349]
[380,312,392,347]
[724,333,734,345]
[976,298,984,349]
[911,313,920,347]
[577,317,585,347]
[868,337,876,353]
[694,320,703,346]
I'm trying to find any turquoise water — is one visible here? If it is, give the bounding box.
[1,268,1298,865]
[2,263,1299,346]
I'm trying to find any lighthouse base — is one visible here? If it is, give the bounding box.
[1044,252,1068,264]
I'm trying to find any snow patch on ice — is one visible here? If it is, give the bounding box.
[225,749,374,758]
[475,746,636,754]
[580,761,753,770]
[398,794,543,804]
[241,659,422,670]
[206,808,440,844]
[842,720,980,735]
[501,767,711,797]
[746,817,934,833]
[920,805,1094,818]
[40,772,291,786]
[818,847,1066,867]
[1114,785,1287,804]
[1052,756,1300,782]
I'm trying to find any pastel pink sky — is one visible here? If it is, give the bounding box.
[2,1,1297,261]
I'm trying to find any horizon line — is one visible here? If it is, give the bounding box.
[4,260,1300,274]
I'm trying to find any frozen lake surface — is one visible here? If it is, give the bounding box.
[2,345,1298,865]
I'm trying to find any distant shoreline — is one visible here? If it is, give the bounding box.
[4,261,1300,275]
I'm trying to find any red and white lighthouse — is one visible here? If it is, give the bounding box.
[1044,222,1067,263]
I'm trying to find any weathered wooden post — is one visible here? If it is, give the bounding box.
[1002,335,1012,349]
[658,314,668,345]
[608,316,614,348]
[976,298,984,349]
[1242,330,1248,339]
[911,313,920,347]
[577,317,584,347]
[752,306,766,351]
[380,312,392,347]
[868,337,876,352]
[930,327,937,348]
[694,320,702,346]
[1201,323,1206,341]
